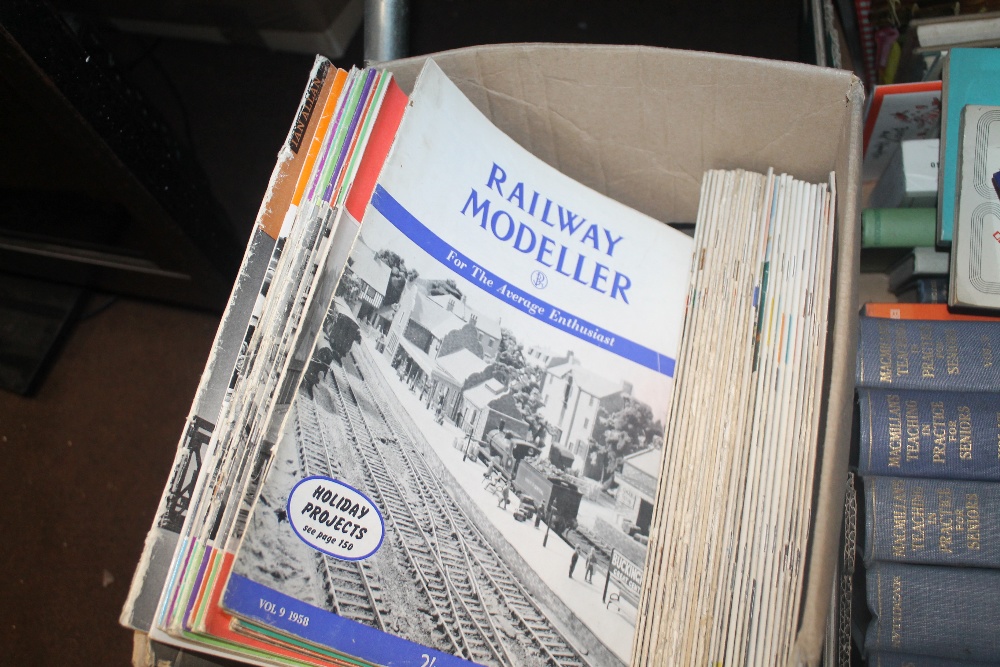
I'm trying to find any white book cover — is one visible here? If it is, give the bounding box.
[221,60,694,667]
[951,104,1000,311]
[917,13,1000,49]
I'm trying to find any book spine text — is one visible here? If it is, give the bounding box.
[863,475,1000,566]
[867,650,1000,667]
[865,561,1000,661]
[856,318,1000,391]
[858,387,1000,480]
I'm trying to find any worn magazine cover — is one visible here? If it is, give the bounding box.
[221,60,694,667]
[120,57,340,633]
[144,68,404,666]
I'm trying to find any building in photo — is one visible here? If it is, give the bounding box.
[341,240,391,330]
[426,292,501,361]
[429,347,489,422]
[381,278,503,422]
[614,447,659,538]
[538,353,634,476]
[459,378,529,444]
[524,344,569,370]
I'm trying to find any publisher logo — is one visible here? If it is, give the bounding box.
[287,476,385,561]
[530,270,548,289]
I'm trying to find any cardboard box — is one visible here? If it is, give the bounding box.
[381,44,862,666]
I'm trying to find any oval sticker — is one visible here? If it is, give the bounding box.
[287,476,385,561]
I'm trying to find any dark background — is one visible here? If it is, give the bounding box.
[0,2,805,665]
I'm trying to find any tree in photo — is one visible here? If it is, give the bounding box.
[425,278,463,300]
[492,331,553,444]
[334,271,362,307]
[512,364,548,445]
[459,329,549,445]
[588,401,663,482]
[493,329,526,385]
[438,321,484,359]
[462,328,525,388]
[376,249,419,308]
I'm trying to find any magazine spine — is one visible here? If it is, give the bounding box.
[119,56,336,632]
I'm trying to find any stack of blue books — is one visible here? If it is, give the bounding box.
[854,315,1000,666]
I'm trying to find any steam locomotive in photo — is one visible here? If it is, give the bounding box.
[479,428,582,534]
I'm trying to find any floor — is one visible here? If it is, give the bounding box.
[0,2,803,665]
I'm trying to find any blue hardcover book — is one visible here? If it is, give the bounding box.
[862,475,1000,567]
[865,561,1000,661]
[867,651,1000,667]
[938,49,1000,245]
[856,317,1000,392]
[895,277,949,304]
[858,387,1000,480]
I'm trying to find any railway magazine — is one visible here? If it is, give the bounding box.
[128,63,410,667]
[119,57,341,635]
[219,59,694,667]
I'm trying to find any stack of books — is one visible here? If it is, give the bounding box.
[859,48,1000,314]
[853,306,1000,665]
[860,80,945,303]
[849,1,1000,85]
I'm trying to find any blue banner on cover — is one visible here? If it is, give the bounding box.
[371,185,676,377]
[225,574,475,667]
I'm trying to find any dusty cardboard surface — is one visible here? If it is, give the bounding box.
[384,44,858,221]
[383,44,862,666]
[793,72,863,667]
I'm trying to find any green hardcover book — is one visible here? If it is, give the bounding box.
[862,208,937,248]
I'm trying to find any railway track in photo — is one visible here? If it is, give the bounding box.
[392,410,587,667]
[350,361,588,667]
[291,398,388,630]
[324,345,589,667]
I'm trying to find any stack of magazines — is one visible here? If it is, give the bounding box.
[634,168,838,664]
[121,56,840,667]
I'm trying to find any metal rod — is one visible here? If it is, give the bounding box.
[364,0,409,64]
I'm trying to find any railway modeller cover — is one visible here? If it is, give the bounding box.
[222,60,695,667]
